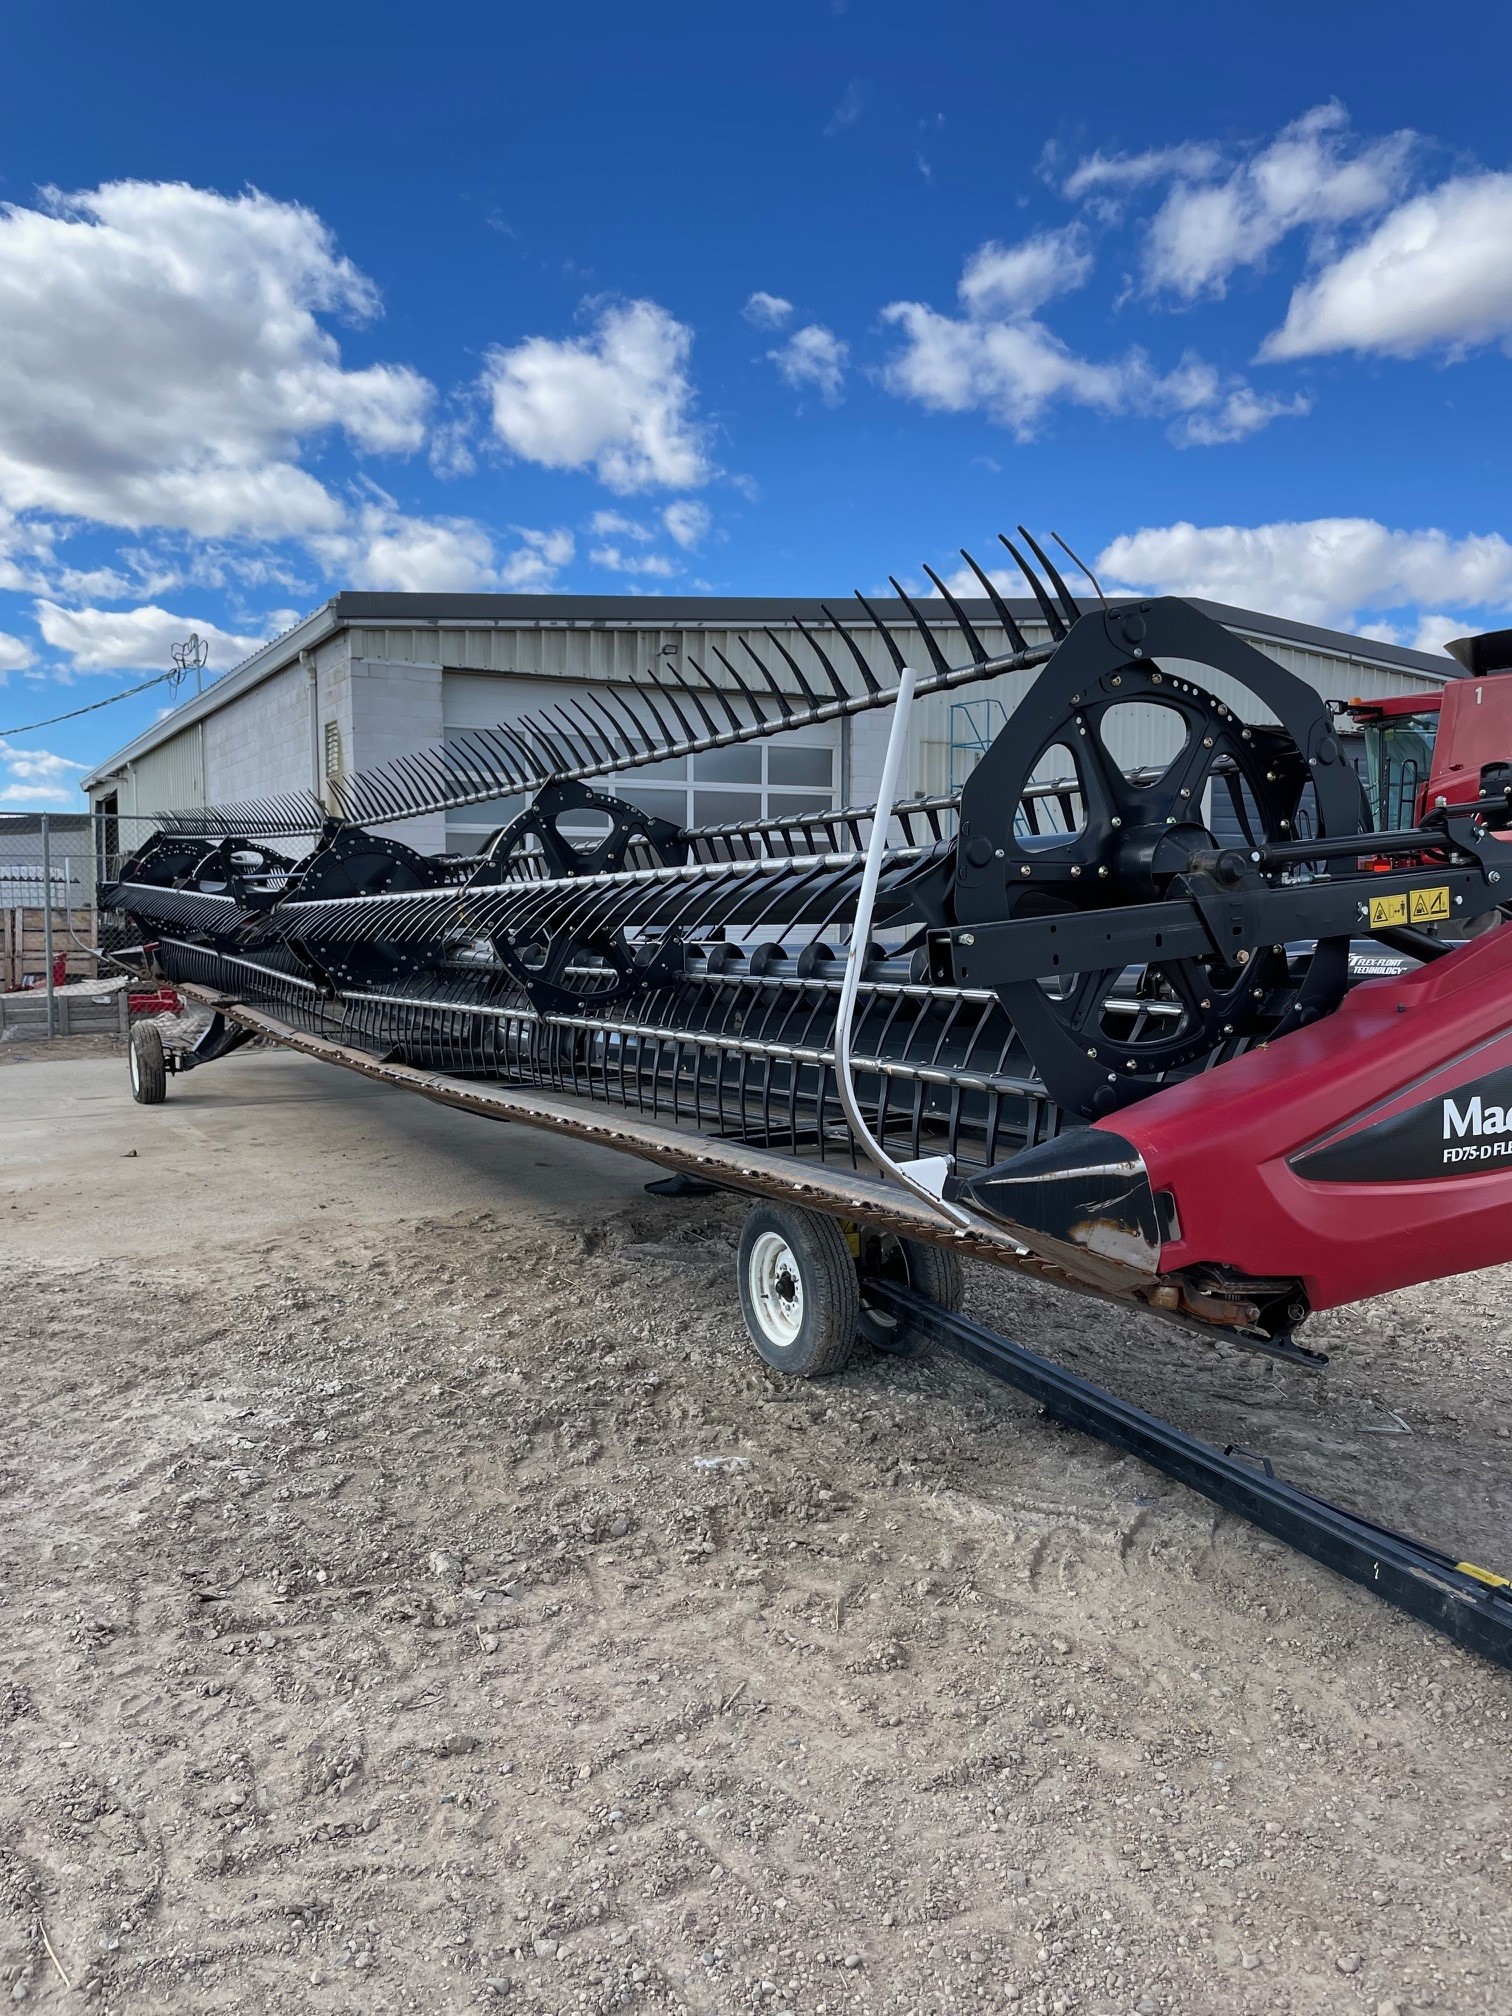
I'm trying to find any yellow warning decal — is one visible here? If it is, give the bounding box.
[1368,892,1408,929]
[1455,1560,1512,1589]
[1367,886,1450,930]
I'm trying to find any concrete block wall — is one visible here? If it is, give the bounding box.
[347,658,446,855]
[204,653,320,806]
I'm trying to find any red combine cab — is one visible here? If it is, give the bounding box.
[1347,625,1512,831]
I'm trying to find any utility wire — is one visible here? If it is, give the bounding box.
[0,664,196,738]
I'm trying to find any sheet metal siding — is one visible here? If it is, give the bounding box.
[117,725,205,823]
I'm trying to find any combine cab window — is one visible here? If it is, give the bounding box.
[1364,713,1438,831]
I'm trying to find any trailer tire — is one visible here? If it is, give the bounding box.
[856,1232,965,1356]
[737,1204,859,1379]
[129,1021,168,1105]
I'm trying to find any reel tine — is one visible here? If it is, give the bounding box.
[1051,530,1108,607]
[821,604,882,694]
[664,660,722,738]
[472,727,528,790]
[596,683,662,760]
[711,644,774,723]
[564,695,625,764]
[626,664,681,749]
[920,563,989,665]
[958,548,1030,657]
[851,592,906,678]
[761,627,823,708]
[498,720,551,785]
[518,714,573,776]
[738,637,795,717]
[791,615,850,701]
[372,751,430,818]
[687,654,745,733]
[999,532,1067,640]
[887,576,954,677]
[577,690,637,760]
[544,705,599,769]
[1018,526,1081,627]
[637,673,699,745]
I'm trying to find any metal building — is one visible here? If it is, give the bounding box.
[80,591,1461,859]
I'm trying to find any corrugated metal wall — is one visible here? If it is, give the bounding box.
[358,617,1447,806]
[115,724,205,823]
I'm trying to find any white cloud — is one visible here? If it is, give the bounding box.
[0,738,87,808]
[588,509,653,541]
[0,180,432,540]
[1063,142,1225,199]
[824,81,866,137]
[662,500,711,550]
[768,324,849,403]
[958,228,1092,317]
[497,528,575,592]
[33,601,270,672]
[1097,517,1512,634]
[1143,103,1413,300]
[1262,172,1512,360]
[589,545,677,578]
[311,501,496,591]
[742,291,793,329]
[305,496,574,593]
[0,503,59,593]
[482,298,710,493]
[0,632,34,673]
[881,236,1301,445]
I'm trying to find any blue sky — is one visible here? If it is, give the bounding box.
[5,0,1512,804]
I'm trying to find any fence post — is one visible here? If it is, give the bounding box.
[42,812,55,1040]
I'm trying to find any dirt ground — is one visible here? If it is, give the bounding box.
[2,1042,1509,2016]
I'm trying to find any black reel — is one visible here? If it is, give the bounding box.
[953,599,1367,1118]
[473,778,687,882]
[475,779,689,1014]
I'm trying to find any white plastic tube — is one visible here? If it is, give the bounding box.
[831,666,973,1229]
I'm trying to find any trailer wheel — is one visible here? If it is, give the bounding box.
[737,1204,859,1379]
[128,1021,168,1105]
[856,1232,965,1356]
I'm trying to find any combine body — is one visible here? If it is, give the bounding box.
[1348,622,1512,829]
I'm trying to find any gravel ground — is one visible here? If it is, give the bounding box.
[1,1048,1509,2016]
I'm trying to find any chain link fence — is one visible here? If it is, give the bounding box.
[0,810,164,1040]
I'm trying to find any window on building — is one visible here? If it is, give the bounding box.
[442,737,837,852]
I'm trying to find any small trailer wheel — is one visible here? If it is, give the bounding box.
[856,1232,965,1356]
[128,1021,168,1105]
[737,1203,860,1379]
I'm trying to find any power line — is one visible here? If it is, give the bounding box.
[0,664,192,738]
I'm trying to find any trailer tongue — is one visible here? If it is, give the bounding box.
[104,533,1512,1666]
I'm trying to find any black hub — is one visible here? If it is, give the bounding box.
[952,611,1365,1117]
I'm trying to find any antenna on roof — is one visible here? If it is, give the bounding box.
[170,633,209,699]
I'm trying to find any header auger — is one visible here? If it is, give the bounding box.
[105,529,1512,1668]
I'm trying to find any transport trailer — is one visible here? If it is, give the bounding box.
[106,533,1512,1666]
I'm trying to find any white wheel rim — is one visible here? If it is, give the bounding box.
[749,1230,804,1347]
[129,1042,141,1094]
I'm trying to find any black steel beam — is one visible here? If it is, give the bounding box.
[867,1282,1512,1670]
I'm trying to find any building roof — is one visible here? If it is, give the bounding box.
[0,812,92,834]
[81,588,1465,790]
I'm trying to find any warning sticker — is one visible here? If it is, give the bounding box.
[1367,886,1450,930]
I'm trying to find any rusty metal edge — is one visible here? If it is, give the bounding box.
[175,981,1163,1309]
